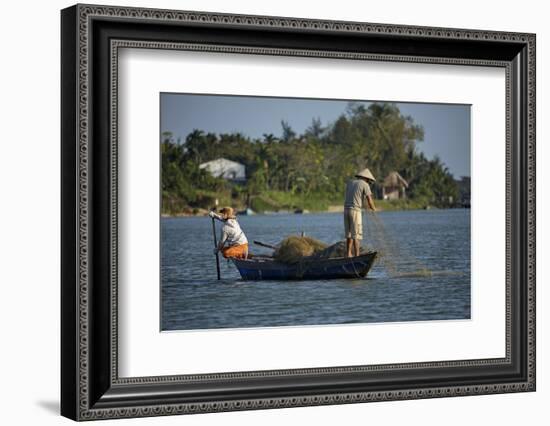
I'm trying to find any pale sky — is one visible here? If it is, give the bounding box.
[161,93,470,178]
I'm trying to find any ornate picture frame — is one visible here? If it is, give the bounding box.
[61,4,535,421]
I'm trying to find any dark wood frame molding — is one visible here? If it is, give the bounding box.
[61,4,535,421]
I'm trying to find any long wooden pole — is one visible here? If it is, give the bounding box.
[211,217,221,280]
[253,240,277,250]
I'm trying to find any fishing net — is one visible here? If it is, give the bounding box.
[273,236,328,264]
[273,237,373,264]
[362,209,429,277]
[364,210,463,278]
[269,212,462,278]
[311,241,371,259]
[311,241,348,259]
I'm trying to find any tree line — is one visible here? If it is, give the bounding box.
[161,102,460,214]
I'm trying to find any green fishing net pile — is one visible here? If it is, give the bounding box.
[273,236,369,264]
[273,236,327,263]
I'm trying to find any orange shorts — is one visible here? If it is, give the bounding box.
[221,243,249,259]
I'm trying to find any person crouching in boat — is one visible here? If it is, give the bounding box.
[209,207,249,259]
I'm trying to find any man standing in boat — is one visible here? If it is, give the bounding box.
[209,207,249,259]
[344,168,377,257]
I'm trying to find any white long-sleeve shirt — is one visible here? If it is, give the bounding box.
[212,213,248,246]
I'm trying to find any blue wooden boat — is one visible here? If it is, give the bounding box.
[232,252,377,280]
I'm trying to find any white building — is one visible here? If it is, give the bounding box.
[199,158,246,182]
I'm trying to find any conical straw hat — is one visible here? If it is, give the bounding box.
[355,168,376,182]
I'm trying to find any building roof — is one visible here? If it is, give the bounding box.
[383,171,408,188]
[199,158,244,169]
[199,157,246,180]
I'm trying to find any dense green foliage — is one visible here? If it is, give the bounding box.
[161,102,460,214]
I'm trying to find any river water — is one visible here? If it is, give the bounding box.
[161,209,470,331]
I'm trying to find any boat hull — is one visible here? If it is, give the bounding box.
[232,252,377,280]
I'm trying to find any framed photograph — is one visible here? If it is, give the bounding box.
[61,4,536,421]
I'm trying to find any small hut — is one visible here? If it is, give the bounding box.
[382,171,408,200]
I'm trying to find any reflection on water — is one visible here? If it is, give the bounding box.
[161,209,470,331]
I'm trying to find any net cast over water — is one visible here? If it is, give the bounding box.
[364,209,464,279]
[252,227,445,281]
[259,220,451,280]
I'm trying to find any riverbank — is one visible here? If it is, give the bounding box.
[162,198,454,217]
[328,199,430,213]
[161,190,452,217]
